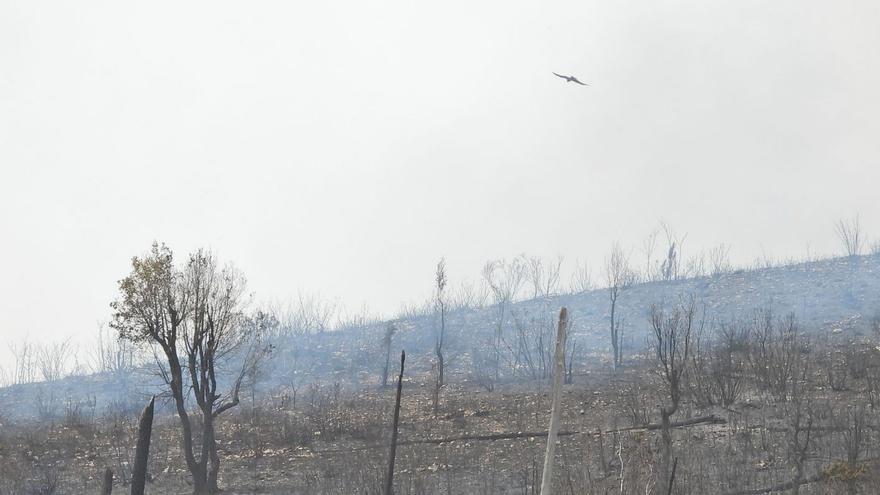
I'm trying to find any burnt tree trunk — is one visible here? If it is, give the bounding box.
[131,396,155,495]
[384,350,406,495]
[100,468,113,495]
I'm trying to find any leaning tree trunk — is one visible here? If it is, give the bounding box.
[131,396,155,495]
[384,350,406,495]
[540,307,568,495]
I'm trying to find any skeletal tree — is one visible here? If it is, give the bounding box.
[7,340,38,384]
[650,296,700,492]
[687,320,748,407]
[641,228,660,282]
[293,293,338,335]
[785,364,815,495]
[449,280,488,311]
[565,337,576,385]
[546,256,563,296]
[511,312,541,380]
[684,250,707,278]
[835,215,863,257]
[36,338,75,382]
[527,255,564,298]
[605,243,634,371]
[336,302,381,330]
[434,258,448,388]
[275,293,339,336]
[662,249,676,281]
[841,405,866,495]
[707,243,732,276]
[659,222,685,281]
[91,322,136,375]
[432,258,448,413]
[527,256,545,299]
[482,257,526,388]
[569,259,593,293]
[381,322,397,387]
[511,307,572,381]
[748,309,803,401]
[111,243,269,494]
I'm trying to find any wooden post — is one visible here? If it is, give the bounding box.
[540,307,568,495]
[384,350,406,495]
[131,396,155,495]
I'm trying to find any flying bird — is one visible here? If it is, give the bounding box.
[552,72,588,86]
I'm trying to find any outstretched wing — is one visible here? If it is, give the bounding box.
[570,77,588,86]
[552,72,568,80]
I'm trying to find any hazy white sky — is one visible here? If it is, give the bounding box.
[2,1,880,357]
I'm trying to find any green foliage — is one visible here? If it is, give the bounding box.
[109,241,178,344]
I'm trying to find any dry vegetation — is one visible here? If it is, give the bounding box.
[3,314,880,494]
[2,230,880,494]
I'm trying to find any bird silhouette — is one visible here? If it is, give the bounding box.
[553,72,588,86]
